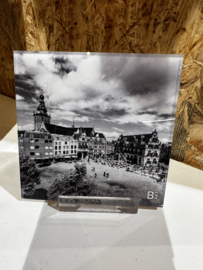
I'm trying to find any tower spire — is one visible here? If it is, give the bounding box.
[33,90,51,131]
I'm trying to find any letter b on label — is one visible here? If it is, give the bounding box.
[147,191,158,200]
[147,191,155,199]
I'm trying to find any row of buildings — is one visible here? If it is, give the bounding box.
[18,93,171,167]
[18,93,115,161]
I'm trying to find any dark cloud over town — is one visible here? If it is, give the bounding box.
[14,52,183,142]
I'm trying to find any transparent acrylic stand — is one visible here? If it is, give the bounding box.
[57,196,140,214]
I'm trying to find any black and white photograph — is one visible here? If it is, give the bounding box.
[14,51,183,207]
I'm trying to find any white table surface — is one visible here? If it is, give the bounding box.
[0,125,203,270]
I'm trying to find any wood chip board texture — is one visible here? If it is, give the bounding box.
[0,0,203,170]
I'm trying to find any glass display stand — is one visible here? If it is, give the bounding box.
[57,196,140,214]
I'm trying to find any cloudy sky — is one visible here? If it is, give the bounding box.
[14,51,183,142]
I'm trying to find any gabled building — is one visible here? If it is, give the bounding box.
[106,141,115,155]
[73,128,89,159]
[115,130,161,167]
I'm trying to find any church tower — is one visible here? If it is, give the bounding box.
[33,93,51,131]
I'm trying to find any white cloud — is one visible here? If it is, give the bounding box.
[103,131,120,140]
[32,98,37,103]
[16,94,24,101]
[14,52,181,142]
[16,100,29,111]
[18,123,34,130]
[112,127,124,132]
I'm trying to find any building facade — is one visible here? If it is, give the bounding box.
[106,142,115,155]
[86,133,107,158]
[53,135,78,159]
[18,130,53,161]
[115,130,161,167]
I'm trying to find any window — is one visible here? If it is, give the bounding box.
[59,142,61,145]
[20,139,23,143]
[50,146,52,149]
[30,146,34,149]
[55,146,57,150]
[74,150,76,153]
[35,146,39,149]
[45,140,48,143]
[74,145,77,149]
[55,151,57,155]
[30,152,35,156]
[66,151,69,154]
[59,151,61,154]
[35,139,39,142]
[50,152,53,155]
[30,134,34,138]
[45,146,48,149]
[71,150,73,153]
[63,151,65,154]
[71,145,73,149]
[20,146,24,149]
[59,146,61,150]
[63,146,65,149]
[55,142,57,145]
[45,152,49,155]
[49,140,52,143]
[35,153,40,156]
[65,142,67,145]
[30,139,34,143]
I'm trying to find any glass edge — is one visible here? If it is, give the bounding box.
[13,50,184,58]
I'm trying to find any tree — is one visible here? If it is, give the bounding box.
[20,156,41,197]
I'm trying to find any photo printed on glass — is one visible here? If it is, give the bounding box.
[14,51,183,207]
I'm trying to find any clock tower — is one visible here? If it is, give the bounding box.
[33,93,51,131]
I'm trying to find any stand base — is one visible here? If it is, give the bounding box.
[58,196,139,214]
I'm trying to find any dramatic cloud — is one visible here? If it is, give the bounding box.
[14,52,183,142]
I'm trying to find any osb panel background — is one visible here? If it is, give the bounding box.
[1,0,203,170]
